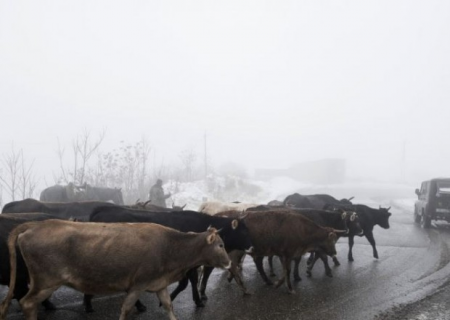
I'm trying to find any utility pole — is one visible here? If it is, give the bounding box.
[401,140,406,183]
[204,132,207,179]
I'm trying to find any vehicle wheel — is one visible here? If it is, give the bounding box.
[414,208,421,224]
[421,213,431,229]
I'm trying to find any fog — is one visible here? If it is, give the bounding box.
[1,0,450,191]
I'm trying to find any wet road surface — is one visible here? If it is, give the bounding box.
[2,203,450,320]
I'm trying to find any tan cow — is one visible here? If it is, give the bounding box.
[0,220,231,320]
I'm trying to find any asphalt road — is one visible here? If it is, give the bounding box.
[2,204,450,320]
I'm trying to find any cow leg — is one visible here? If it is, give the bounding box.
[348,235,355,261]
[119,290,141,320]
[293,257,302,282]
[227,250,245,283]
[199,266,214,301]
[253,256,273,286]
[157,288,177,320]
[14,281,56,311]
[169,276,191,305]
[332,255,341,266]
[21,287,57,320]
[170,268,203,307]
[306,252,321,277]
[319,252,333,277]
[306,252,314,266]
[365,231,379,259]
[275,256,294,294]
[228,261,251,295]
[187,267,204,307]
[268,256,276,277]
[83,294,95,313]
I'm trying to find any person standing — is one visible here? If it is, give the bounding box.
[149,179,171,208]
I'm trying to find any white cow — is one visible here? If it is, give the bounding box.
[198,201,260,215]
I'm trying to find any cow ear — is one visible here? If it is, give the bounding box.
[206,233,216,244]
[328,232,337,241]
[231,219,239,230]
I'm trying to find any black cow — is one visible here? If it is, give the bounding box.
[345,204,391,261]
[2,198,117,221]
[88,206,253,311]
[283,193,313,208]
[0,213,66,310]
[283,193,354,210]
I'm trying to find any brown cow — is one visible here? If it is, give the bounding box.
[0,220,230,320]
[203,210,342,294]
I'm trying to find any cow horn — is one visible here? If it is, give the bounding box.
[341,212,347,220]
[239,211,249,220]
[143,200,151,207]
[333,229,348,234]
[350,213,356,221]
[387,206,391,211]
[135,199,140,204]
[348,196,354,201]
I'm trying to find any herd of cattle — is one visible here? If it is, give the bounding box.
[0,190,392,320]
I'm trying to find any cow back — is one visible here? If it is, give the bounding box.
[90,206,252,252]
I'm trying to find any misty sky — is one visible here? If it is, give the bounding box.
[1,1,449,184]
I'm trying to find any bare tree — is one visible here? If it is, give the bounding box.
[56,129,106,185]
[18,151,37,199]
[0,145,21,201]
[0,145,38,202]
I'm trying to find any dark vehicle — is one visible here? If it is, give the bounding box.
[414,178,450,228]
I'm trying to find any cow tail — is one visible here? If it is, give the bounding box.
[0,223,31,319]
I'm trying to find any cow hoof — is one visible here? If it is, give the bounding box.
[274,280,284,289]
[42,300,57,311]
[326,272,333,278]
[348,257,354,262]
[195,301,205,308]
[374,254,379,259]
[243,290,252,296]
[269,273,276,277]
[306,270,312,278]
[85,307,94,313]
[288,289,296,295]
[136,304,147,313]
[266,281,274,286]
[294,276,302,281]
[201,295,208,301]
[333,258,341,266]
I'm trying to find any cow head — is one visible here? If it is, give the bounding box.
[216,217,253,254]
[345,211,364,236]
[316,229,339,257]
[377,206,392,229]
[202,228,231,270]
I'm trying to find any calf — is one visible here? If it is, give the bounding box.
[0,220,230,320]
[346,204,392,261]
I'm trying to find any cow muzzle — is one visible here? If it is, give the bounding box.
[223,261,232,270]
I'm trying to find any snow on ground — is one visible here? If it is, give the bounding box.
[162,175,417,211]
